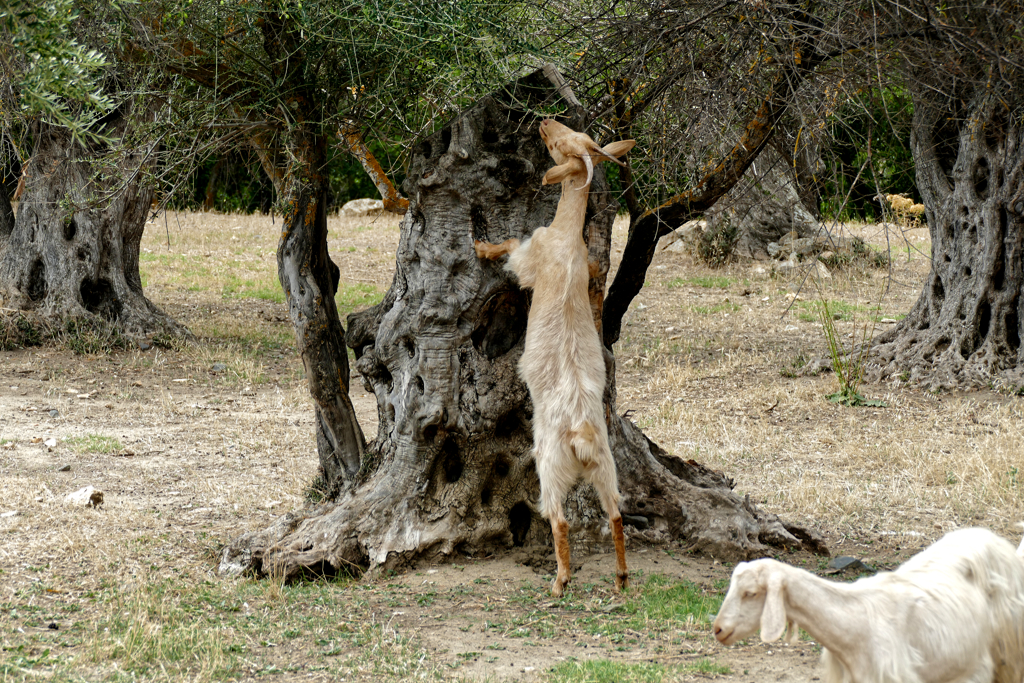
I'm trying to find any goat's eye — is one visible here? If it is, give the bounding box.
[742,590,757,599]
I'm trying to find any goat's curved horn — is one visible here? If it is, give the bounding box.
[582,153,594,190]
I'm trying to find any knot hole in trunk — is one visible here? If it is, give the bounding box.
[441,436,463,483]
[508,501,532,547]
[80,277,121,321]
[472,288,528,359]
[27,259,46,302]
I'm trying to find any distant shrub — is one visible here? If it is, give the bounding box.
[696,218,738,268]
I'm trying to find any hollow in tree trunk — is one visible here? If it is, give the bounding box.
[868,88,1024,391]
[219,68,826,581]
[0,118,185,339]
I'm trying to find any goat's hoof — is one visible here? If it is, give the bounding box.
[616,573,629,593]
[551,576,570,597]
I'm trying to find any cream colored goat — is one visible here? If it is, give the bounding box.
[474,119,635,596]
[886,193,925,217]
[713,528,1024,683]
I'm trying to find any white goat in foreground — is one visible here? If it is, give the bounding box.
[474,119,635,596]
[713,528,1024,683]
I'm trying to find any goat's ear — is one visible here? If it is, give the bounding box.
[542,162,576,185]
[599,139,636,165]
[760,574,787,642]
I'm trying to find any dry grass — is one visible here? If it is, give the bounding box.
[614,216,1022,541]
[1,208,1022,682]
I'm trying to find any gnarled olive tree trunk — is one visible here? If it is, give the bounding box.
[869,90,1024,390]
[702,143,824,261]
[0,118,185,338]
[219,68,824,580]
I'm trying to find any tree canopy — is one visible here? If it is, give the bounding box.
[117,0,538,206]
[0,0,115,143]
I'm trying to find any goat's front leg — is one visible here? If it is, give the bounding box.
[474,237,520,260]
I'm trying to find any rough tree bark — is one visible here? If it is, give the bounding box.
[219,69,825,580]
[868,89,1024,390]
[0,116,185,338]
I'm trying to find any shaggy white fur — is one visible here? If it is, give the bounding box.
[713,528,1024,683]
[474,119,634,596]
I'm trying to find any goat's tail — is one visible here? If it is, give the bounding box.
[569,421,602,466]
[570,421,621,518]
[1017,531,1024,559]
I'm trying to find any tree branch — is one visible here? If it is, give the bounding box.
[602,45,827,348]
[339,124,409,213]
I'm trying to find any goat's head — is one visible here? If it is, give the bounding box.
[713,559,790,646]
[538,119,635,189]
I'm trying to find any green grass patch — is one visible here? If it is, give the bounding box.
[625,574,723,626]
[689,659,732,675]
[1,571,441,681]
[549,658,730,683]
[667,276,733,289]
[222,272,285,303]
[541,574,722,645]
[337,283,384,317]
[795,299,872,323]
[66,434,123,454]
[549,660,668,683]
[795,299,905,325]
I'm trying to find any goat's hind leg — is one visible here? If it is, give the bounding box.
[592,470,628,593]
[537,436,576,597]
[548,505,572,597]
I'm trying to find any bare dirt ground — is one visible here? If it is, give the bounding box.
[2,210,1022,682]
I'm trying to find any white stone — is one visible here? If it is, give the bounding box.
[66,486,103,508]
[776,257,798,274]
[340,198,384,216]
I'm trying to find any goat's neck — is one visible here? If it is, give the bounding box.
[549,177,591,234]
[778,564,863,655]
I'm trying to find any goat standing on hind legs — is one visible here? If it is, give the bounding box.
[473,120,635,596]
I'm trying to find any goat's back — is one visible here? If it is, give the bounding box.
[818,529,1024,683]
[890,528,1024,683]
